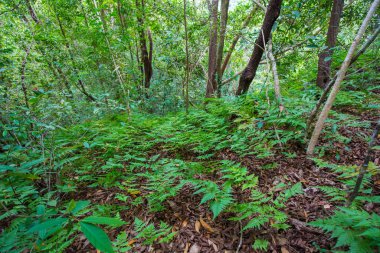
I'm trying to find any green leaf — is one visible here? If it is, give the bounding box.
[83,142,90,148]
[82,216,126,227]
[20,158,45,170]
[71,200,90,215]
[0,165,16,172]
[80,222,114,253]
[29,218,68,233]
[243,216,269,230]
[252,239,269,250]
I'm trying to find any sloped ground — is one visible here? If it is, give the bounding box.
[59,97,379,253]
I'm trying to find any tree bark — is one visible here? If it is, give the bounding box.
[305,25,380,141]
[236,0,282,95]
[136,0,153,90]
[307,0,380,155]
[183,0,190,112]
[206,0,219,97]
[267,38,282,106]
[220,6,256,77]
[25,0,40,24]
[316,0,344,89]
[216,0,229,96]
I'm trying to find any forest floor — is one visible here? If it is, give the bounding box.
[58,100,380,253]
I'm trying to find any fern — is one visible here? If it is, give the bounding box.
[310,208,380,252]
[252,239,269,251]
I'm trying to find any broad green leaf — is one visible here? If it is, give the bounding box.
[71,200,91,215]
[82,216,126,227]
[29,218,68,233]
[80,222,114,253]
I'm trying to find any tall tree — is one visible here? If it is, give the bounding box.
[183,0,190,112]
[216,0,229,96]
[206,0,219,97]
[220,5,256,78]
[316,0,344,89]
[136,0,153,90]
[307,0,380,155]
[236,0,282,95]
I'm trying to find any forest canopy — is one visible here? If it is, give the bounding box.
[0,0,379,252]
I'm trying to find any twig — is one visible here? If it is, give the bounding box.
[236,221,243,253]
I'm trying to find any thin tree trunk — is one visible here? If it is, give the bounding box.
[93,0,127,102]
[346,121,380,207]
[220,6,256,77]
[305,25,380,141]
[307,0,380,155]
[136,0,153,90]
[48,61,73,97]
[55,11,96,101]
[267,38,282,106]
[183,0,190,112]
[216,0,229,96]
[236,0,282,95]
[25,0,40,24]
[206,0,218,97]
[316,0,344,89]
[21,46,31,109]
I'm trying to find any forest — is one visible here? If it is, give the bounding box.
[0,0,379,252]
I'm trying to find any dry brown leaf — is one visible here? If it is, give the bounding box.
[195,220,201,233]
[127,239,137,246]
[281,247,290,253]
[200,217,214,233]
[182,219,188,228]
[208,239,218,251]
[183,243,190,253]
[277,237,288,246]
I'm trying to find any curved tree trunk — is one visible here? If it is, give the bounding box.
[236,0,282,95]
[316,0,344,89]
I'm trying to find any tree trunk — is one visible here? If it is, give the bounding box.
[216,0,229,96]
[305,25,380,141]
[136,0,153,90]
[206,0,219,97]
[307,0,380,155]
[236,0,282,95]
[316,0,344,89]
[267,38,282,106]
[25,0,40,24]
[21,46,31,109]
[183,0,190,112]
[55,12,96,101]
[220,6,256,77]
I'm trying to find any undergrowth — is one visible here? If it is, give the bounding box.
[0,94,377,252]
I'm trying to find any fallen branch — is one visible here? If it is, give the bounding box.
[289,218,323,234]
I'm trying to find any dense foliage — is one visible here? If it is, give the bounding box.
[0,0,379,252]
